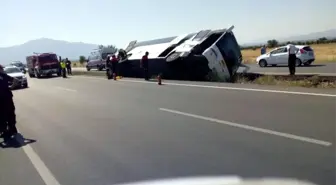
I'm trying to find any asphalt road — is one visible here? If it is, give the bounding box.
[73,62,336,75]
[1,76,335,185]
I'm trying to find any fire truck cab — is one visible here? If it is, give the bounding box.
[26,53,61,78]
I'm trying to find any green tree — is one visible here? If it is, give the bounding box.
[267,39,279,48]
[98,45,104,50]
[79,55,86,65]
[97,45,118,54]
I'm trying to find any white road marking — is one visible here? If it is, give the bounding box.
[159,108,333,147]
[73,76,336,97]
[55,86,77,92]
[122,79,336,97]
[14,135,62,185]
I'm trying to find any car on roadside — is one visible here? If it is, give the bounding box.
[256,45,315,67]
[10,61,26,73]
[4,66,28,89]
[86,47,116,71]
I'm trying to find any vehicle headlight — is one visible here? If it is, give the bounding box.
[22,76,27,79]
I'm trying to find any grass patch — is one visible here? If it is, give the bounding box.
[236,74,336,88]
[241,43,336,64]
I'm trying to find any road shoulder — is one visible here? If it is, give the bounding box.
[0,144,45,185]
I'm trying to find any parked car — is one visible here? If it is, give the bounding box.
[86,48,116,71]
[4,66,28,89]
[10,61,26,73]
[256,45,315,67]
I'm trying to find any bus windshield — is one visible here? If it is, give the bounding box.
[215,32,242,76]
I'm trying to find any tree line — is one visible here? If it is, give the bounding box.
[241,37,336,50]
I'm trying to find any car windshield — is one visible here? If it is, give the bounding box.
[4,67,21,73]
[11,62,24,67]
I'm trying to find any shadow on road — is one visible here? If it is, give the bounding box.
[12,87,29,91]
[265,64,326,68]
[0,134,36,149]
[36,75,61,79]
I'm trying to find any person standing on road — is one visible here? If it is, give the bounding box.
[288,44,297,75]
[60,60,67,78]
[111,55,118,76]
[141,51,149,81]
[65,58,72,75]
[261,45,266,55]
[0,65,19,141]
[106,54,112,77]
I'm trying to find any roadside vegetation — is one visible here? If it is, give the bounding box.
[236,74,336,88]
[241,37,336,64]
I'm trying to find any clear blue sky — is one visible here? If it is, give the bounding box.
[1,0,335,48]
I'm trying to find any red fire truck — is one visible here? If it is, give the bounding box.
[26,52,61,78]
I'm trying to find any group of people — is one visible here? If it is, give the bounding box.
[260,44,297,75]
[59,58,72,78]
[0,65,19,143]
[106,51,150,80]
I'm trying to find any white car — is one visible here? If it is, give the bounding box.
[256,45,315,67]
[4,66,28,89]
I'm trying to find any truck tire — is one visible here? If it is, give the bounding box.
[34,70,41,78]
[29,73,35,78]
[98,65,103,71]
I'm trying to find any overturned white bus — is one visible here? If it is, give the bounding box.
[116,25,243,82]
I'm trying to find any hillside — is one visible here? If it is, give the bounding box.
[0,38,98,65]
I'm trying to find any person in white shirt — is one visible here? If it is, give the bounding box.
[288,44,297,75]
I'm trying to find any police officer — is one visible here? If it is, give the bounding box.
[65,58,72,75]
[141,51,149,80]
[0,65,19,140]
[60,60,67,78]
[288,43,297,75]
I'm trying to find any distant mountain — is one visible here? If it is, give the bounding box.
[242,29,336,46]
[0,38,98,65]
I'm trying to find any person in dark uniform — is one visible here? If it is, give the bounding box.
[65,58,72,75]
[106,54,112,78]
[0,65,19,141]
[141,52,149,80]
[111,55,118,76]
[288,44,297,75]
